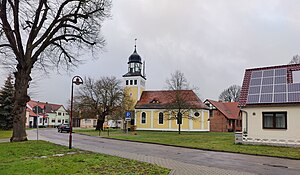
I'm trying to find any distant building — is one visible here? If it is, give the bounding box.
[239,63,300,147]
[204,99,241,132]
[26,100,69,128]
[80,118,97,128]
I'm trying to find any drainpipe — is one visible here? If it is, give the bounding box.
[240,109,248,136]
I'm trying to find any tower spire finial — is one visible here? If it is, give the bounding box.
[134,38,137,53]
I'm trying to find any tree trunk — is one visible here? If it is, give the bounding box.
[95,118,104,131]
[10,67,31,142]
[178,110,182,134]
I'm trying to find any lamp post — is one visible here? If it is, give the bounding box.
[69,76,83,149]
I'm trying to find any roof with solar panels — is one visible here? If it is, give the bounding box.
[239,63,300,106]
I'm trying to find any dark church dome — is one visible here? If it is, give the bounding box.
[128,47,142,64]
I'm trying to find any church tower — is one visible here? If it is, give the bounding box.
[123,41,146,106]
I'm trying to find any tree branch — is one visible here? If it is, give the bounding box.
[0,0,22,62]
[10,0,25,57]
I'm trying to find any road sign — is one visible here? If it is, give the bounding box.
[125,111,131,121]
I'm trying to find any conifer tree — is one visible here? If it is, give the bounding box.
[0,75,14,130]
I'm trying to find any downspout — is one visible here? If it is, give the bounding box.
[240,108,248,136]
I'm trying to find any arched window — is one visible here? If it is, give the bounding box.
[159,112,164,124]
[141,112,146,124]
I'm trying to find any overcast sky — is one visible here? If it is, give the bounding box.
[1,0,300,106]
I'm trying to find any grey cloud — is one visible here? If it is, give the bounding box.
[1,0,300,106]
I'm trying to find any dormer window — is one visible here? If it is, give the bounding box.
[150,98,160,104]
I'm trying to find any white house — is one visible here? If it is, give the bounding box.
[26,100,69,128]
[239,63,300,147]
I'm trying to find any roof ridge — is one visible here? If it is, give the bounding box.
[30,100,63,106]
[245,63,300,71]
[143,89,193,92]
[206,99,239,119]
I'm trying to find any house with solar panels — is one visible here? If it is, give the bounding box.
[239,64,300,147]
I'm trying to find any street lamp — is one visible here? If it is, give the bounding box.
[69,76,83,149]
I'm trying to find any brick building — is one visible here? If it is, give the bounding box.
[204,99,241,132]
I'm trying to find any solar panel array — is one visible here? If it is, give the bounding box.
[247,68,300,104]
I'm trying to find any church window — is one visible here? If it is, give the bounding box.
[134,80,137,85]
[130,80,133,85]
[159,112,164,124]
[141,112,146,124]
[126,80,129,85]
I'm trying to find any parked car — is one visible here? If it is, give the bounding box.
[57,124,70,133]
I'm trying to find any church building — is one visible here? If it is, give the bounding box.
[123,43,210,132]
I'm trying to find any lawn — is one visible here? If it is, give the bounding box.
[75,129,300,159]
[0,140,170,175]
[0,130,12,139]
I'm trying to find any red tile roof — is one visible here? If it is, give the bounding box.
[26,108,37,117]
[27,100,64,113]
[205,99,240,120]
[135,90,208,109]
[239,63,300,106]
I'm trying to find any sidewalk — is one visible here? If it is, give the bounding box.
[0,138,9,143]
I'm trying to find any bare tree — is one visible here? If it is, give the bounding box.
[76,76,124,131]
[0,0,111,141]
[166,70,189,90]
[289,54,300,64]
[219,85,241,102]
[165,70,194,134]
[111,88,134,130]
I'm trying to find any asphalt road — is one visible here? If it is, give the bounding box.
[27,129,300,175]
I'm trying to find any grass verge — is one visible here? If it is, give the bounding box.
[0,130,12,139]
[0,140,170,175]
[75,129,300,159]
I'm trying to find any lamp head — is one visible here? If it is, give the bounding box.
[73,76,83,85]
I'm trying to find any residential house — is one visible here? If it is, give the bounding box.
[204,99,241,132]
[26,101,49,127]
[26,100,69,127]
[134,90,210,131]
[239,63,300,147]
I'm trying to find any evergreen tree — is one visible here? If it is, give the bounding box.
[0,75,14,130]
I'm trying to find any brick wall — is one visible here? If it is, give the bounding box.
[209,110,228,132]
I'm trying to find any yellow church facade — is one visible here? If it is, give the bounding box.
[135,109,209,131]
[134,90,210,131]
[123,43,209,131]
